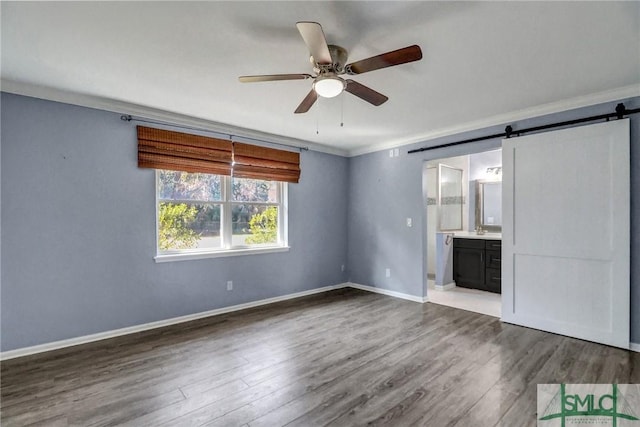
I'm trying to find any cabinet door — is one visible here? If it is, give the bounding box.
[453,247,485,289]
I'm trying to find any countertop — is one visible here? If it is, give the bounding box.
[437,231,502,240]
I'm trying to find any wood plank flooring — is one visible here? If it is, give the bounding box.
[1,288,638,426]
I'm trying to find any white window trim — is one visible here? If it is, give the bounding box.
[154,246,290,263]
[154,171,289,262]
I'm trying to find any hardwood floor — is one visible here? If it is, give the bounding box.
[1,288,638,426]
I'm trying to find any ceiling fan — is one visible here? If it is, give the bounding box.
[239,22,423,114]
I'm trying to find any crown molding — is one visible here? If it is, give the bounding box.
[346,84,640,157]
[0,79,350,157]
[3,80,637,159]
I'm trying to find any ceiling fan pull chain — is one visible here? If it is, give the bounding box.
[340,93,344,127]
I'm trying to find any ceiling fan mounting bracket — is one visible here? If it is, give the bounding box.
[311,44,349,74]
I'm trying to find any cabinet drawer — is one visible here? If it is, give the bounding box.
[485,268,501,294]
[486,250,501,269]
[453,238,485,249]
[485,240,502,250]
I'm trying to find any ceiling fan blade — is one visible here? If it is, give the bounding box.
[239,74,313,83]
[345,80,388,106]
[294,90,318,114]
[345,45,422,75]
[296,22,332,65]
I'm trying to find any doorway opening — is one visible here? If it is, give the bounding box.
[423,149,502,317]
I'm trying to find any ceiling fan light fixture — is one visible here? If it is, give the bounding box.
[313,75,345,98]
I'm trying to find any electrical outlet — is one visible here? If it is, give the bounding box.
[385,268,391,278]
[389,149,394,158]
[226,281,233,291]
[406,217,412,227]
[394,148,400,157]
[341,264,345,272]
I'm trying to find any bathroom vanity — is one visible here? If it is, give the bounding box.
[452,233,501,294]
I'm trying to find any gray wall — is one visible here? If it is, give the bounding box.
[347,150,425,297]
[0,93,349,351]
[3,92,640,351]
[347,96,640,343]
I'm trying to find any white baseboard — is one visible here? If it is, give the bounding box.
[4,280,632,360]
[434,282,456,291]
[348,282,428,303]
[0,282,425,360]
[0,283,349,361]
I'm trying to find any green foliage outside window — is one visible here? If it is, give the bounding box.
[245,207,278,244]
[158,202,200,250]
[158,171,279,250]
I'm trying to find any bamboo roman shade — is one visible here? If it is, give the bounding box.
[233,142,301,183]
[138,126,233,175]
[137,126,301,183]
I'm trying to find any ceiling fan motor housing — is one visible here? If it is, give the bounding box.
[311,44,348,74]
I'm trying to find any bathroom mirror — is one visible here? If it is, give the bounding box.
[475,180,502,232]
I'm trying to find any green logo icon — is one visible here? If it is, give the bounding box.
[539,384,639,426]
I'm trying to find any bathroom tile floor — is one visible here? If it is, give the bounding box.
[427,280,501,318]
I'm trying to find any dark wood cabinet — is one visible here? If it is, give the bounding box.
[452,239,485,289]
[453,238,501,293]
[486,250,501,269]
[485,268,501,293]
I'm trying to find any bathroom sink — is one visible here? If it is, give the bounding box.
[451,231,502,240]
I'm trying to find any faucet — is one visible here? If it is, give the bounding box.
[476,226,485,235]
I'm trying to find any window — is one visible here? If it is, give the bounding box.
[137,125,298,261]
[156,170,287,260]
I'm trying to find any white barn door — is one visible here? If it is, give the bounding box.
[502,119,630,349]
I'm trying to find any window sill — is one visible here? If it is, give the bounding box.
[154,246,290,263]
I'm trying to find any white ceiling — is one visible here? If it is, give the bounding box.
[2,1,639,156]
